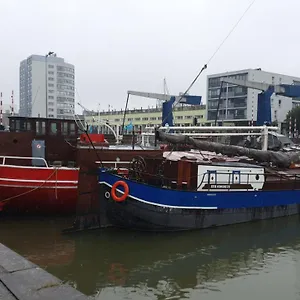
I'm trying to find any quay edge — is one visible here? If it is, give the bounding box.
[0,243,92,300]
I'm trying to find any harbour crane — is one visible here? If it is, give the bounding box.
[220,77,300,126]
[126,91,202,127]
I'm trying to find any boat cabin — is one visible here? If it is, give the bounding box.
[8,116,81,137]
[0,116,83,166]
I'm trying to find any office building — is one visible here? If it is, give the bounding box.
[207,68,300,125]
[19,53,75,118]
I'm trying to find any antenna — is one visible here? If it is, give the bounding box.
[11,90,14,116]
[163,77,170,95]
[158,78,170,108]
[0,92,2,125]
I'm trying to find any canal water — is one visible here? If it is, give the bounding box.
[1,216,300,300]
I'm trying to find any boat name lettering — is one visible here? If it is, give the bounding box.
[210,184,230,189]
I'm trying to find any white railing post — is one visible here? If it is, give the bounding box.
[262,125,269,151]
[141,134,145,147]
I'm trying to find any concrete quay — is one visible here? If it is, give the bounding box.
[0,243,92,300]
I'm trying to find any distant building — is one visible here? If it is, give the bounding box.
[84,105,207,134]
[19,53,75,119]
[1,103,18,129]
[207,68,300,126]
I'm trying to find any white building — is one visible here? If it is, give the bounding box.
[207,68,300,126]
[19,53,75,119]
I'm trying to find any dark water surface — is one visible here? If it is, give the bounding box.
[1,216,300,299]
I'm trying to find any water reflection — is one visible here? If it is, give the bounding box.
[1,216,300,299]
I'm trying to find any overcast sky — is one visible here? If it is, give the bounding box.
[1,0,300,113]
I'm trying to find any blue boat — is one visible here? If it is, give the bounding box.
[98,148,300,231]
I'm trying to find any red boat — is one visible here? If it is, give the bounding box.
[0,116,162,216]
[0,156,79,214]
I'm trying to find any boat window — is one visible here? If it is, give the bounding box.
[50,122,57,135]
[36,121,46,135]
[15,120,20,132]
[62,122,68,135]
[20,120,26,132]
[26,122,31,131]
[10,119,15,131]
[69,123,76,136]
[232,171,241,184]
[208,170,217,184]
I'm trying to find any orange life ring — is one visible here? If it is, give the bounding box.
[111,181,129,202]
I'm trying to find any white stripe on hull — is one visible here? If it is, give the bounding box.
[99,181,218,210]
[0,177,78,184]
[0,184,77,189]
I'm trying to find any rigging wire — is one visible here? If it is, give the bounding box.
[73,90,104,167]
[159,0,257,128]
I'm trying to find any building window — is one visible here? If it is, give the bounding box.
[48,96,54,99]
[48,71,54,75]
[48,102,54,106]
[48,83,54,87]
[48,77,54,81]
[48,90,54,93]
[48,65,54,68]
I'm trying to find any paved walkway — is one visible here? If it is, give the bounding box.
[0,243,91,300]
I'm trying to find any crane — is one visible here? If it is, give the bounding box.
[126,91,202,127]
[220,77,300,126]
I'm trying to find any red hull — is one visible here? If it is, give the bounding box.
[0,165,79,214]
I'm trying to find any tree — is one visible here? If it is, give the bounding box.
[285,106,300,134]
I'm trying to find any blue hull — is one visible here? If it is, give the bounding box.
[99,171,300,231]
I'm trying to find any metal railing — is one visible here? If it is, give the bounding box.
[0,156,49,168]
[95,160,131,169]
[197,170,300,191]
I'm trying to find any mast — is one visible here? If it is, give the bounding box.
[156,130,300,169]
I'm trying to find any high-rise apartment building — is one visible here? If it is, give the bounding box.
[207,68,300,126]
[19,53,75,118]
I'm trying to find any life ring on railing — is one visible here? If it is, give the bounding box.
[111,181,129,202]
